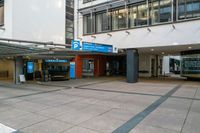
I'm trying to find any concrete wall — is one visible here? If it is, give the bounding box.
[0,0,66,44]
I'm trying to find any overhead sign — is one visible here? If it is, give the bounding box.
[71,40,115,53]
[45,60,68,63]
[71,40,81,50]
[82,42,113,53]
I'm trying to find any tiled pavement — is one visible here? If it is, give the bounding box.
[0,77,199,133]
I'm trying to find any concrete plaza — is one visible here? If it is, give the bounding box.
[0,77,200,133]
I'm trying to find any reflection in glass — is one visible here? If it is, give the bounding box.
[178,0,200,20]
[151,1,159,24]
[160,0,172,22]
[138,4,147,26]
[118,9,127,29]
[129,6,137,28]
[112,10,119,30]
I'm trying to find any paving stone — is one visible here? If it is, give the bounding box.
[63,126,100,133]
[3,113,48,129]
[80,116,125,133]
[20,119,73,133]
[130,124,178,133]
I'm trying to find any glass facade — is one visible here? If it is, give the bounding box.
[83,0,200,35]
[181,54,200,78]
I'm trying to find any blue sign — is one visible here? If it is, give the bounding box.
[70,62,76,79]
[27,62,34,74]
[45,60,68,63]
[82,42,113,53]
[71,40,81,50]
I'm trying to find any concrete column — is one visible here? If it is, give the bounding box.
[126,49,139,83]
[14,56,24,84]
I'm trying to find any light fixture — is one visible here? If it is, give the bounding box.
[172,42,179,45]
[107,33,112,37]
[162,52,165,55]
[147,27,151,32]
[0,27,5,30]
[150,49,154,51]
[91,35,96,39]
[125,30,130,35]
[188,46,192,49]
[172,24,176,30]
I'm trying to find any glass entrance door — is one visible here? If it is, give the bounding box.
[82,59,94,77]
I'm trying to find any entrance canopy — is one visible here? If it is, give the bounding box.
[0,38,74,59]
[0,38,122,59]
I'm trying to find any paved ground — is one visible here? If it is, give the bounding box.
[0,77,200,133]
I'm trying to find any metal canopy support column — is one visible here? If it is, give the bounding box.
[14,56,23,84]
[126,49,139,83]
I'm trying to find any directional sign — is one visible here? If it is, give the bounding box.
[82,42,113,53]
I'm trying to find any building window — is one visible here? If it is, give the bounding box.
[151,0,172,24]
[129,6,137,28]
[0,0,4,26]
[83,14,95,34]
[82,0,200,35]
[178,0,200,20]
[137,4,148,26]
[151,1,160,24]
[83,0,95,4]
[96,12,110,33]
[112,10,119,30]
[111,8,128,30]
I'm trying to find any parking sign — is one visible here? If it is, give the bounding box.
[71,40,81,50]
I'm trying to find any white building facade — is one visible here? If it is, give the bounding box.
[0,0,66,44]
[74,0,200,80]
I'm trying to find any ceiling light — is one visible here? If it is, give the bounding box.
[162,52,165,55]
[188,46,192,49]
[150,49,154,51]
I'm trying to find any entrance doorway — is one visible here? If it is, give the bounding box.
[82,59,94,77]
[151,58,156,77]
